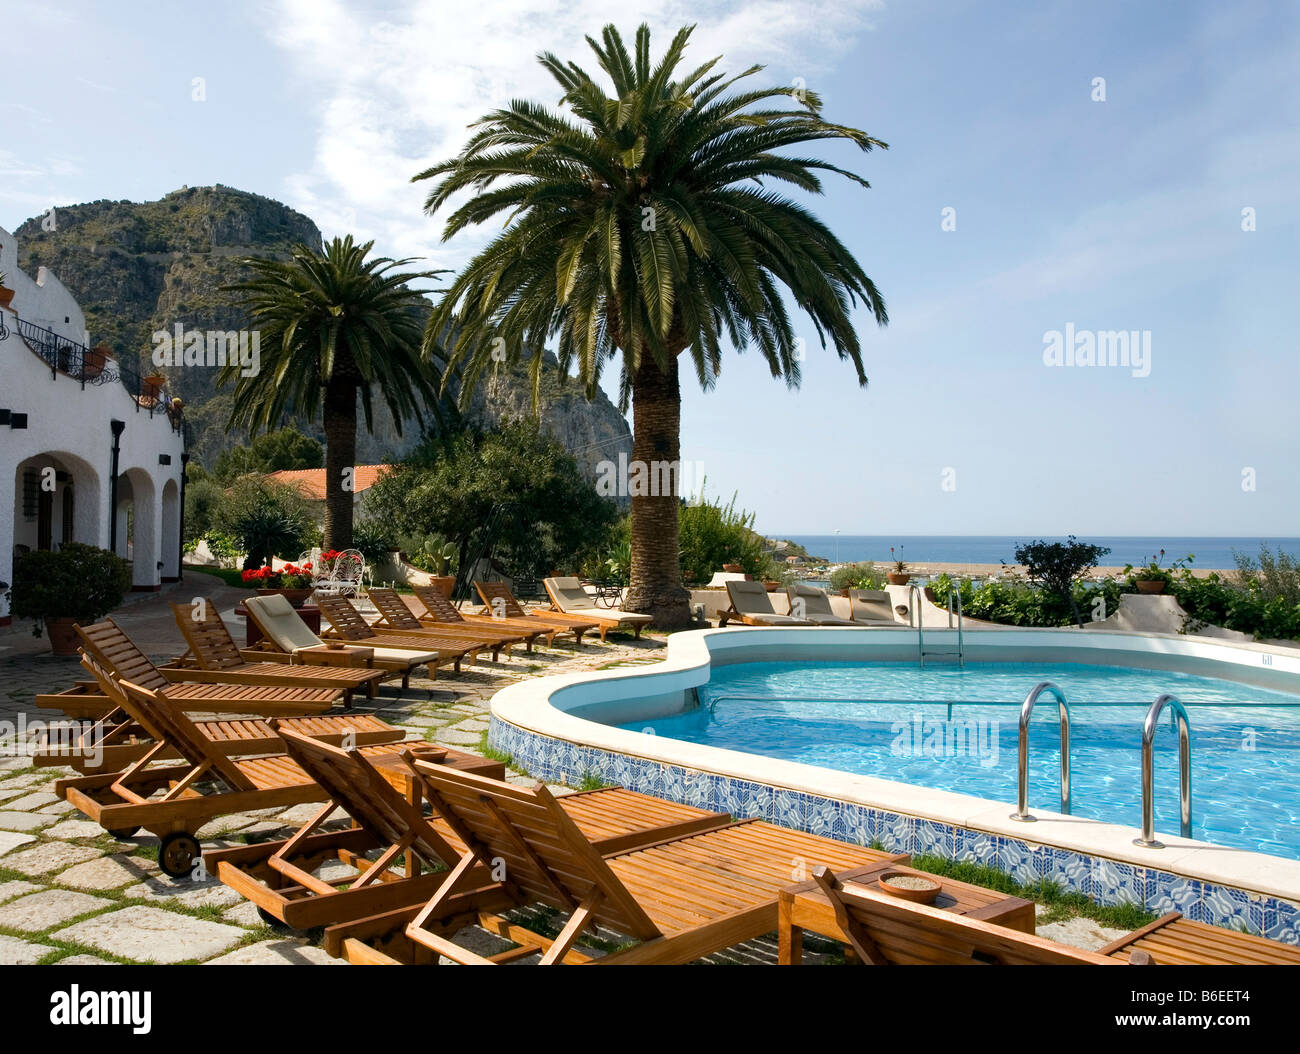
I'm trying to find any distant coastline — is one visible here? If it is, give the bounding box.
[776,535,1300,572]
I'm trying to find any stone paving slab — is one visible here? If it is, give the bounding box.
[0,889,114,932]
[53,905,247,964]
[0,810,52,832]
[54,954,111,965]
[205,940,343,965]
[3,842,102,876]
[3,791,59,811]
[0,830,37,856]
[0,879,43,904]
[123,876,244,909]
[56,855,158,891]
[0,934,54,965]
[42,819,108,840]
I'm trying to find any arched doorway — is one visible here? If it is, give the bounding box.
[116,468,159,589]
[11,451,101,554]
[160,478,181,582]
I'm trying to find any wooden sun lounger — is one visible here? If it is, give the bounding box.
[243,593,452,689]
[316,596,491,668]
[74,618,348,715]
[410,585,556,649]
[718,579,815,627]
[785,583,870,627]
[365,588,525,658]
[210,730,730,931]
[36,653,405,777]
[54,664,408,878]
[543,577,653,641]
[324,762,904,964]
[783,865,1300,966]
[167,601,386,701]
[474,581,600,645]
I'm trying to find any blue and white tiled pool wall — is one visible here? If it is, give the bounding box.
[489,716,1300,945]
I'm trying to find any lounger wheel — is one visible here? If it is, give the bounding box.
[158,831,202,879]
[256,906,298,934]
[107,826,141,840]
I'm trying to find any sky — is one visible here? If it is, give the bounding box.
[3,0,1298,537]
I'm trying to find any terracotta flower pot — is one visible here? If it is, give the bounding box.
[888,572,912,585]
[45,617,82,656]
[762,580,779,592]
[257,587,314,608]
[722,564,745,574]
[1135,580,1166,595]
[0,286,15,309]
[83,344,109,379]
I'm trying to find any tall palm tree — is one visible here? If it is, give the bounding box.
[417,23,887,627]
[219,236,445,550]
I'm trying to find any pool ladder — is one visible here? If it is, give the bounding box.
[1007,684,1192,845]
[1009,681,1072,821]
[1133,693,1193,848]
[910,584,964,668]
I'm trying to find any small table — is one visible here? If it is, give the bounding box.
[235,603,321,647]
[294,643,375,668]
[778,861,1035,964]
[369,746,507,808]
[589,580,625,608]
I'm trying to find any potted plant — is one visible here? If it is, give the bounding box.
[887,546,911,585]
[9,544,132,655]
[242,562,315,607]
[83,343,111,379]
[0,270,14,309]
[1125,550,1191,595]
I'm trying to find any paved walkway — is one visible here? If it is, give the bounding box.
[0,573,1123,964]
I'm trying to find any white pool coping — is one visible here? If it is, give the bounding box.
[491,626,1300,903]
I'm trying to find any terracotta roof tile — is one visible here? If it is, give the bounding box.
[264,465,392,501]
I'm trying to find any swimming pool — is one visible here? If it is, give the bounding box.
[617,660,1300,860]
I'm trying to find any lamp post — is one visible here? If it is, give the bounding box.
[834,528,841,565]
[178,451,189,583]
[108,419,125,554]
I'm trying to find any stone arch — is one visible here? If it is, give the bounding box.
[118,467,159,589]
[160,478,181,582]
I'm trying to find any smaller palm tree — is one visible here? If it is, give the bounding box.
[219,236,446,549]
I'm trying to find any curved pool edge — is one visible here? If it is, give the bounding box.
[490,627,1300,944]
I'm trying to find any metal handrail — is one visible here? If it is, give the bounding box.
[1133,693,1192,848]
[908,584,925,665]
[948,586,964,667]
[1009,681,1071,822]
[9,315,177,425]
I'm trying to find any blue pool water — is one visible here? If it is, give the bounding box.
[615,661,1300,859]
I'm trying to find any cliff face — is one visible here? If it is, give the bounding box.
[14,186,631,477]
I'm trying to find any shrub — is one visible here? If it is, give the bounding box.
[10,543,132,637]
[1014,537,1112,622]
[677,490,773,585]
[212,476,314,569]
[828,561,886,593]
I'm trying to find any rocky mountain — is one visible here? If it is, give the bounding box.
[15,185,632,478]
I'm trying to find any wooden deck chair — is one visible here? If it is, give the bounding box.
[315,595,492,668]
[74,618,348,715]
[168,601,386,701]
[544,576,653,641]
[719,579,815,626]
[784,583,864,627]
[41,651,405,777]
[473,581,600,645]
[244,593,450,689]
[210,729,729,931]
[786,866,1122,965]
[365,587,525,657]
[54,664,405,878]
[848,589,901,626]
[411,584,556,649]
[797,866,1300,966]
[1097,912,1300,965]
[327,761,903,965]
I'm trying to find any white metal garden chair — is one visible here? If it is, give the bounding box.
[314,549,365,599]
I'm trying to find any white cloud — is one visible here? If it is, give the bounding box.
[262,0,884,264]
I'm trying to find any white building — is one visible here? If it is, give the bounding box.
[1,225,186,624]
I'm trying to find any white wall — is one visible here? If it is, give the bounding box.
[1,225,186,619]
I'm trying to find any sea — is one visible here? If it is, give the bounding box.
[779,536,1300,571]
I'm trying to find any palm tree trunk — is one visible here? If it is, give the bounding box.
[323,381,357,550]
[624,351,691,628]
